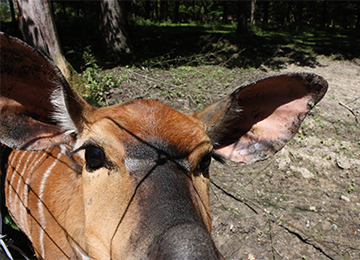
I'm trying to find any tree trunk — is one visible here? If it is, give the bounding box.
[321,1,328,28]
[15,0,70,78]
[174,1,180,23]
[100,0,131,54]
[200,1,206,24]
[152,0,158,21]
[8,0,16,23]
[251,0,257,25]
[222,1,228,24]
[236,1,248,34]
[262,0,269,28]
[145,0,151,20]
[297,1,303,25]
[160,0,168,22]
[192,1,197,22]
[357,3,360,30]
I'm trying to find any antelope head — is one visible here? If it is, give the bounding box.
[0,32,327,260]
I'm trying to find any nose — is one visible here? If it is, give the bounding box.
[149,223,219,260]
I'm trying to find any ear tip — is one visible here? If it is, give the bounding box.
[232,72,328,96]
[261,72,329,103]
[290,73,329,106]
[291,72,328,91]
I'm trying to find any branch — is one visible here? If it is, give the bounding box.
[210,177,259,214]
[339,102,359,123]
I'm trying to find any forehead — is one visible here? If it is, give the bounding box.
[88,99,210,154]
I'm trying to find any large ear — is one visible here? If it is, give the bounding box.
[0,32,93,150]
[193,73,328,163]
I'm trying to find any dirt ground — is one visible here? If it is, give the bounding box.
[209,57,360,260]
[106,56,360,260]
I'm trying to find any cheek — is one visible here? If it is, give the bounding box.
[82,169,135,250]
[82,166,133,214]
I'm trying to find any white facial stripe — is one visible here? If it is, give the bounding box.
[124,157,192,173]
[124,158,155,173]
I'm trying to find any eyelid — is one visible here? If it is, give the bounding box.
[72,141,116,171]
[71,141,100,156]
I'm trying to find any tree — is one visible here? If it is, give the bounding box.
[152,0,158,21]
[200,1,206,24]
[251,0,256,25]
[8,0,16,24]
[236,1,248,34]
[262,1,269,28]
[100,0,131,54]
[15,0,71,79]
[160,0,168,22]
[222,1,229,24]
[174,1,180,23]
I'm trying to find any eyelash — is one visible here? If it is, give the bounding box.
[210,150,226,164]
[198,150,226,171]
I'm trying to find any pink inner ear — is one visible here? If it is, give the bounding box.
[214,96,310,164]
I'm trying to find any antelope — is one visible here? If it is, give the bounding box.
[0,32,327,260]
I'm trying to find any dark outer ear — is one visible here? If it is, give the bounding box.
[0,32,92,150]
[193,73,328,163]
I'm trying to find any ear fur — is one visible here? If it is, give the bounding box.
[0,32,91,150]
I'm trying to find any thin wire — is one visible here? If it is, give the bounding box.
[6,148,89,259]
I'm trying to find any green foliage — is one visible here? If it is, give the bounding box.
[81,47,120,106]
[132,17,154,27]
[0,0,13,22]
[4,213,20,231]
[348,179,356,194]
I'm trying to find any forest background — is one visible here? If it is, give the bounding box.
[1,1,359,79]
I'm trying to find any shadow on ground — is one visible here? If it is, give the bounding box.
[2,21,359,72]
[124,24,360,70]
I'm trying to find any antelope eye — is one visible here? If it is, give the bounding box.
[85,146,106,171]
[199,153,212,171]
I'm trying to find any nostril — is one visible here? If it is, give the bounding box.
[156,152,168,165]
